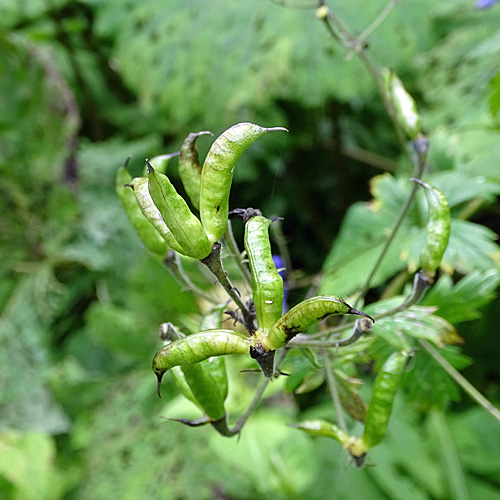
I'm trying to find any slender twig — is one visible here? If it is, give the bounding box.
[227,349,289,434]
[290,318,372,348]
[419,339,500,424]
[223,220,252,289]
[318,3,408,150]
[323,350,347,431]
[345,0,399,61]
[162,252,218,305]
[201,243,256,333]
[374,270,431,320]
[353,139,428,307]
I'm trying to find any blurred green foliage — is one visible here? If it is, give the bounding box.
[1,0,500,499]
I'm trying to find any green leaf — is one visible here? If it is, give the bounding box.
[0,432,67,500]
[421,270,500,324]
[147,166,212,259]
[93,0,436,132]
[403,345,472,411]
[488,69,500,118]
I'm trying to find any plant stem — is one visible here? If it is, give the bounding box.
[353,139,428,306]
[227,349,289,435]
[345,0,399,61]
[419,339,500,424]
[201,243,256,333]
[223,220,252,289]
[163,252,218,305]
[290,318,372,348]
[319,4,407,150]
[323,350,347,432]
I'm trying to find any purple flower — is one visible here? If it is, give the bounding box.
[475,0,499,9]
[272,255,288,313]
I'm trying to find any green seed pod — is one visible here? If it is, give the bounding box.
[179,131,213,210]
[412,178,451,278]
[383,69,421,141]
[265,295,374,351]
[147,163,212,259]
[153,330,251,397]
[164,321,229,422]
[181,357,228,421]
[115,166,167,257]
[127,176,184,254]
[244,216,284,331]
[199,123,288,243]
[358,351,407,452]
[293,419,352,446]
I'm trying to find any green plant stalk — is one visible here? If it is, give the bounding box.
[419,339,500,423]
[353,140,428,306]
[323,350,347,432]
[428,409,471,500]
[318,5,408,149]
[201,242,256,333]
[226,348,288,435]
[289,317,372,348]
[223,219,252,289]
[162,251,219,305]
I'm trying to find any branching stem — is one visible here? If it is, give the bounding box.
[201,243,256,333]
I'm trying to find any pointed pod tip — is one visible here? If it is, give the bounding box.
[350,308,375,323]
[155,371,164,398]
[145,159,154,174]
[267,126,289,133]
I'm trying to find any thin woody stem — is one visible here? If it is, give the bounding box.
[223,220,252,289]
[323,350,347,432]
[290,318,372,348]
[201,242,256,333]
[353,138,428,307]
[227,349,289,435]
[419,339,500,424]
[163,251,218,305]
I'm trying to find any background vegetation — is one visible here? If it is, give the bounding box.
[1,0,500,499]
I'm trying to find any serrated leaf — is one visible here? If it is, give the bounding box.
[365,298,460,348]
[421,270,500,324]
[403,345,472,411]
[93,0,436,132]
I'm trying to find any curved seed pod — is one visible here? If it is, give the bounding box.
[147,163,212,259]
[244,216,284,331]
[153,330,251,397]
[162,320,230,423]
[293,419,352,446]
[127,177,184,254]
[265,295,374,351]
[116,166,167,257]
[383,69,421,141]
[357,351,408,453]
[181,357,228,421]
[200,123,288,243]
[412,178,451,278]
[179,131,213,210]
